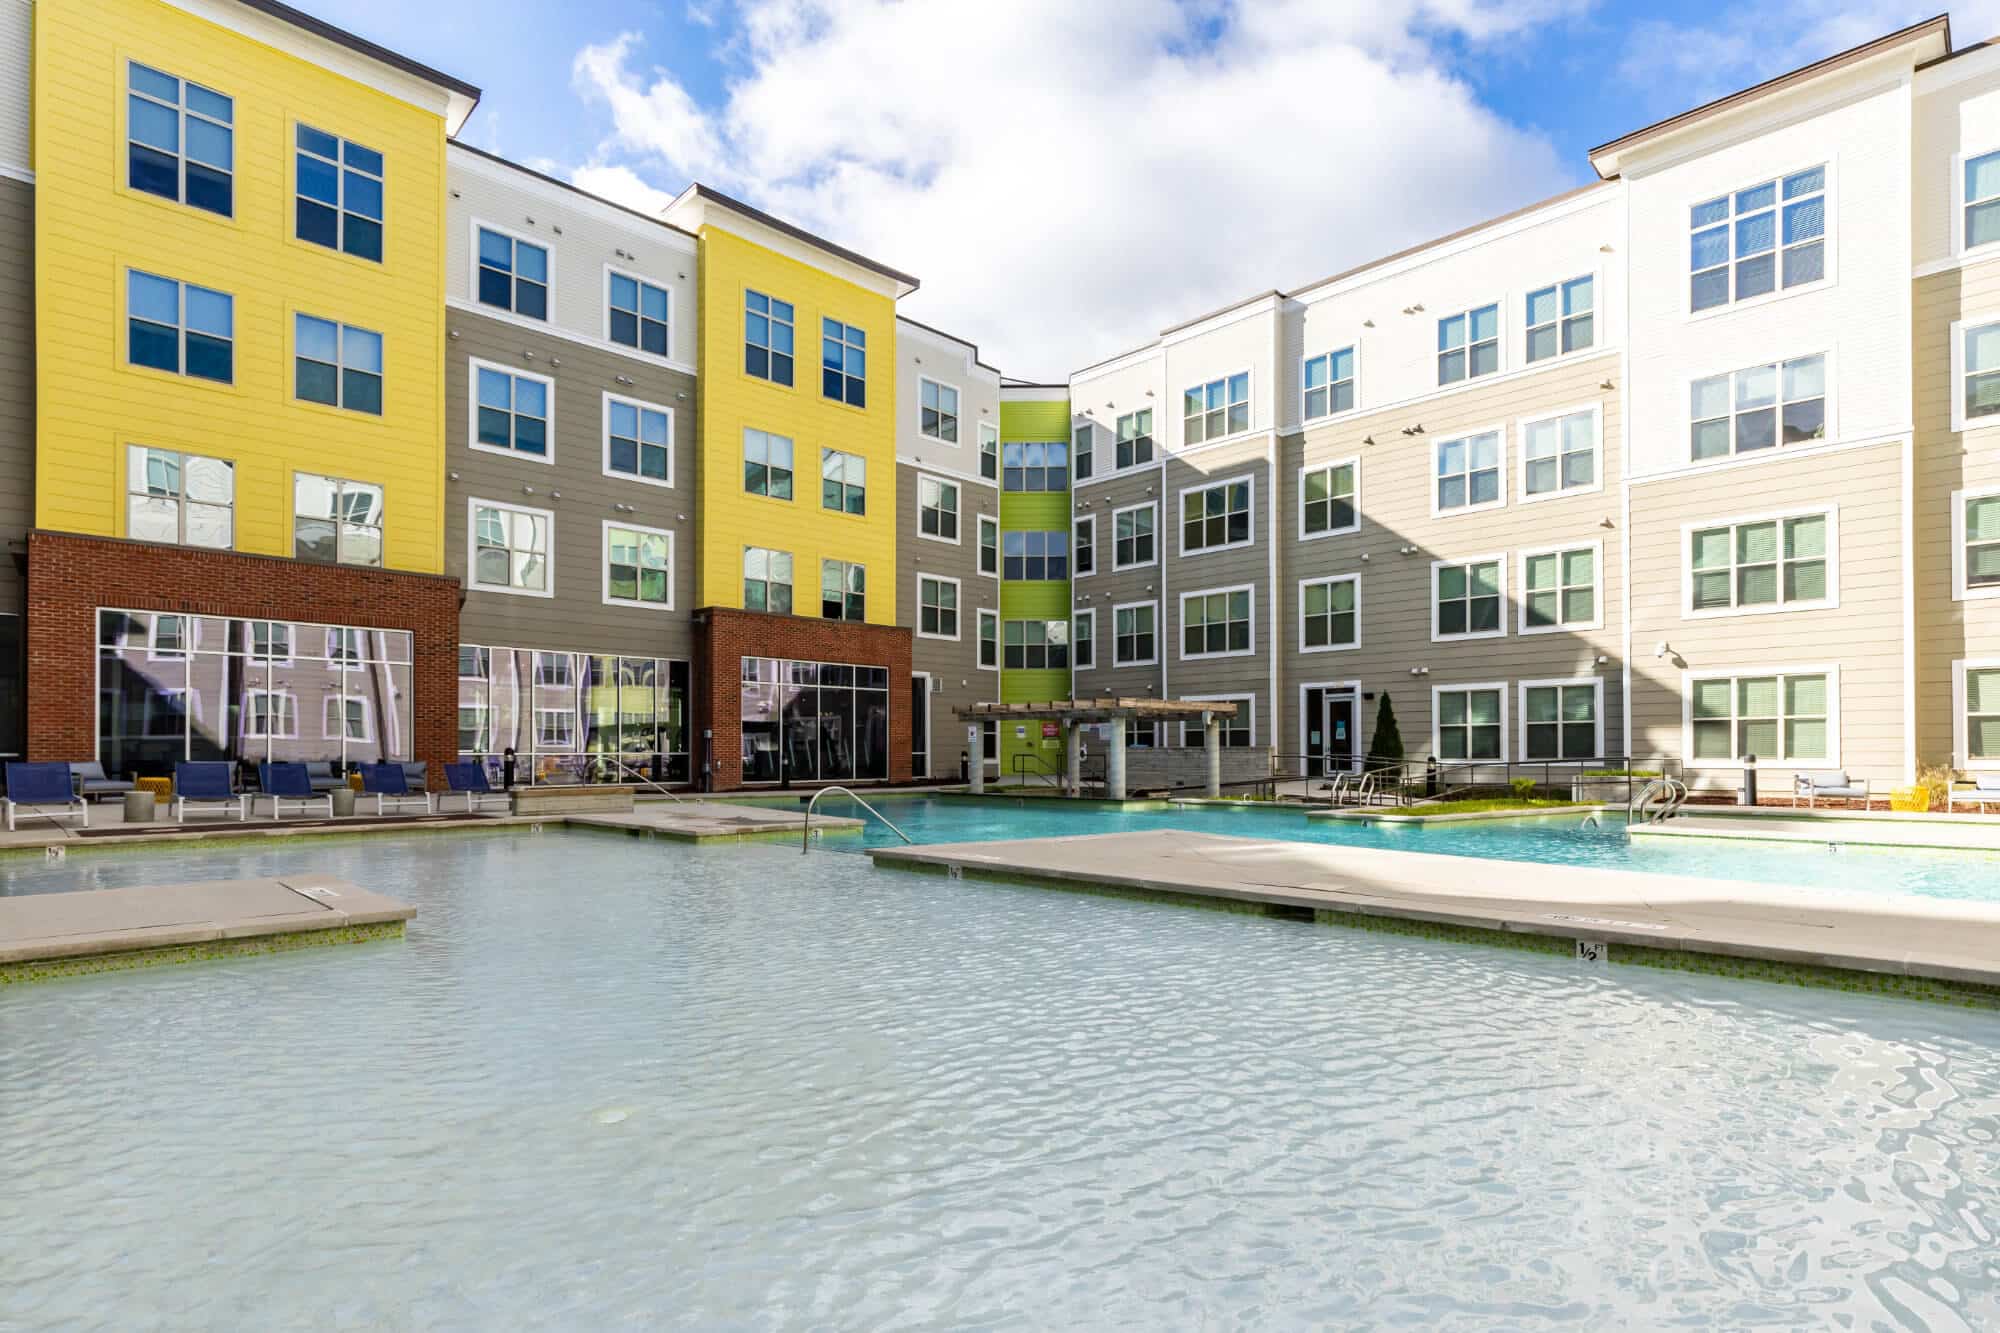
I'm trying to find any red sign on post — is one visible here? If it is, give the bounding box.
[1041,722,1059,739]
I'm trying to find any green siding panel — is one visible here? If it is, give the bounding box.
[999,397,1070,442]
[1001,583,1070,619]
[1000,492,1070,530]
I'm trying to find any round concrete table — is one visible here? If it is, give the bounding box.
[121,790,157,823]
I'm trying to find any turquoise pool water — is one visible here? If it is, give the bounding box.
[3,828,2000,1328]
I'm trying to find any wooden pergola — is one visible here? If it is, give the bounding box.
[954,698,1241,799]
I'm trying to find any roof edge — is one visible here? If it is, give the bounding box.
[231,0,480,100]
[679,183,920,294]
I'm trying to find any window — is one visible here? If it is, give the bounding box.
[608,270,669,356]
[745,290,795,385]
[1520,407,1597,498]
[126,445,232,548]
[1302,348,1355,420]
[535,708,576,750]
[743,547,793,614]
[1003,620,1068,670]
[1182,587,1252,658]
[1691,354,1826,460]
[473,362,551,459]
[1300,575,1358,652]
[1183,373,1250,444]
[1073,610,1095,670]
[1116,409,1155,469]
[918,575,959,639]
[1959,661,2000,766]
[1688,512,1832,614]
[1003,530,1069,581]
[1689,671,1832,764]
[534,652,574,686]
[1181,477,1252,553]
[821,450,867,515]
[295,475,382,566]
[1179,699,1252,748]
[1073,423,1094,480]
[458,703,490,753]
[1691,167,1828,313]
[1074,515,1096,576]
[252,623,293,662]
[458,645,488,678]
[469,500,552,596]
[1521,681,1599,760]
[1114,503,1156,569]
[979,421,999,480]
[1001,441,1068,492]
[921,379,959,442]
[1114,603,1157,666]
[1521,545,1598,632]
[1437,304,1498,384]
[476,226,548,320]
[244,690,299,740]
[822,560,865,621]
[1434,430,1502,513]
[1957,318,2000,431]
[295,315,382,414]
[1435,686,1505,761]
[1434,558,1504,640]
[324,695,372,743]
[127,61,232,216]
[978,515,999,577]
[744,429,794,499]
[977,610,999,669]
[918,476,959,541]
[149,615,190,660]
[605,396,672,485]
[1300,460,1358,537]
[1525,276,1592,362]
[604,523,672,609]
[1967,150,2000,254]
[1957,491,2000,599]
[127,271,232,382]
[822,319,866,406]
[326,628,364,665]
[295,125,382,261]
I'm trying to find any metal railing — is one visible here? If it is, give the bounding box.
[1010,752,1064,789]
[603,757,692,805]
[801,785,915,852]
[1628,776,1689,823]
[1283,755,1684,812]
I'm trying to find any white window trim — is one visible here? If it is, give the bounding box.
[1513,401,1603,505]
[915,573,962,642]
[1431,681,1510,765]
[1429,553,1509,644]
[1952,487,2000,602]
[322,693,374,744]
[1682,157,1840,323]
[1954,147,2000,263]
[467,356,555,466]
[469,217,553,322]
[601,262,674,364]
[976,608,999,672]
[1111,500,1159,571]
[1435,298,1507,387]
[1297,680,1364,776]
[466,496,556,600]
[915,471,962,547]
[599,389,675,490]
[1072,513,1097,579]
[1953,657,2000,771]
[1299,344,1361,426]
[976,513,1000,581]
[1680,663,1841,769]
[146,613,194,661]
[1949,312,2000,435]
[977,420,1000,484]
[601,519,676,612]
[1429,423,1509,519]
[1110,407,1158,473]
[534,706,577,749]
[1177,365,1256,449]
[1177,694,1255,748]
[1681,347,1838,464]
[1072,608,1096,672]
[1112,598,1161,668]
[1679,505,1839,621]
[1297,573,1361,655]
[1516,677,1604,764]
[1178,583,1256,662]
[243,688,300,740]
[1177,472,1258,557]
[1516,539,1605,636]
[1520,267,1604,371]
[918,375,962,446]
[1297,454,1361,542]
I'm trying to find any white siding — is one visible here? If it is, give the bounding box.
[1071,346,1166,486]
[1913,48,2000,269]
[0,0,29,175]
[1162,302,1279,452]
[896,318,1001,487]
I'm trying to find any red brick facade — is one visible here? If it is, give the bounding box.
[26,530,462,784]
[694,606,913,790]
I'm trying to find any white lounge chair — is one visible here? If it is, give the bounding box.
[1793,771,1873,808]
[1949,775,2000,813]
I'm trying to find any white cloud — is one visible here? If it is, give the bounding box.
[567,0,1587,377]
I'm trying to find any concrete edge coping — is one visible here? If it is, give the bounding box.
[1313,804,1614,825]
[1629,820,2000,855]
[0,876,411,964]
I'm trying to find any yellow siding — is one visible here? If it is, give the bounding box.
[33,0,448,571]
[694,227,899,623]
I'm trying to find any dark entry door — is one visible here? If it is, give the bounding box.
[1324,696,1356,775]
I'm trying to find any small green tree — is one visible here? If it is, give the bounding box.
[1366,693,1405,769]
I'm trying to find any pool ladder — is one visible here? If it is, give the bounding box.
[801,786,915,853]
[1628,777,1689,825]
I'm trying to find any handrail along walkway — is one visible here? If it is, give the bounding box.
[802,786,916,853]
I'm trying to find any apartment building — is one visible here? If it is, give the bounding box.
[0,0,30,760]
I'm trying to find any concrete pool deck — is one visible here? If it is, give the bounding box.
[0,875,413,983]
[1631,813,2000,854]
[871,830,2000,1007]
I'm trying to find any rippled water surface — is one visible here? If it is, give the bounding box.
[5,829,2000,1329]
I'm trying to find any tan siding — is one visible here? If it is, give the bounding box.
[897,460,996,774]
[1165,437,1274,746]
[1073,463,1167,697]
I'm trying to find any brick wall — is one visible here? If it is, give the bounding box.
[694,606,913,790]
[26,530,462,784]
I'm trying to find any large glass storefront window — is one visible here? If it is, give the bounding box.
[96,609,414,780]
[457,644,689,786]
[739,656,889,783]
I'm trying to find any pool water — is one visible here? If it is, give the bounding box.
[762,795,2000,904]
[4,830,2000,1328]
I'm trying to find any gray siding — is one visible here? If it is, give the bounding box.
[0,175,31,610]
[897,460,998,777]
[1164,442,1275,746]
[1072,462,1166,697]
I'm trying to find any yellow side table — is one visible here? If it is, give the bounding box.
[1888,786,1929,813]
[348,773,365,791]
[134,776,174,802]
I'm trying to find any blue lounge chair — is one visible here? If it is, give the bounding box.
[172,762,247,823]
[359,763,433,816]
[4,762,88,831]
[443,762,508,813]
[257,762,332,821]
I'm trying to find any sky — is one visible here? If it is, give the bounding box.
[323,0,2000,379]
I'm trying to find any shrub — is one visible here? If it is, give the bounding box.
[1510,777,1537,802]
[1367,694,1405,769]
[1915,763,1958,813]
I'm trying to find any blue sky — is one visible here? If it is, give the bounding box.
[319,0,1996,375]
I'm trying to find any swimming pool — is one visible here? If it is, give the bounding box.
[4,828,1998,1328]
[753,794,2000,904]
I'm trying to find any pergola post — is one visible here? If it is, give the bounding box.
[1065,723,1082,797]
[967,723,985,795]
[1204,712,1221,799]
[1107,716,1128,801]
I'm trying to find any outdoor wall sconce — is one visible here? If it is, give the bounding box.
[1362,435,1375,445]
[521,485,536,495]
[1655,641,1671,659]
[1596,655,1609,665]
[1601,379,1615,390]
[1401,424,1424,435]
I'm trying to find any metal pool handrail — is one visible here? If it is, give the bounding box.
[1628,776,1688,824]
[605,758,690,805]
[801,786,915,853]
